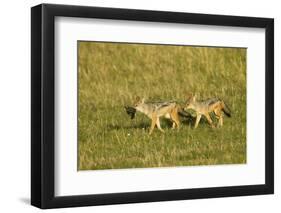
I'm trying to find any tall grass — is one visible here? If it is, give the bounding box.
[78,41,246,170]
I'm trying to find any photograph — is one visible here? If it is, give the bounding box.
[78,41,247,170]
[30,2,274,209]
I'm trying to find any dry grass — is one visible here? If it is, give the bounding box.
[78,41,246,170]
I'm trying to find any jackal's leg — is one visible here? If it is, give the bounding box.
[214,109,223,127]
[194,114,202,129]
[204,113,215,128]
[174,119,180,130]
[218,114,223,127]
[171,109,180,129]
[172,121,180,129]
[149,114,157,135]
[156,118,165,133]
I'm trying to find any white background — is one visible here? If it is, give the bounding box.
[0,0,279,212]
[55,18,265,196]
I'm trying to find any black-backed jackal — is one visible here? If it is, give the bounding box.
[185,94,231,128]
[133,96,188,135]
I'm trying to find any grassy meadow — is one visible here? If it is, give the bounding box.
[78,41,246,170]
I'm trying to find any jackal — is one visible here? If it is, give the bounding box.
[133,96,188,135]
[185,94,231,128]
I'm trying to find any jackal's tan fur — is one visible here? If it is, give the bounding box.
[133,96,182,135]
[184,94,231,129]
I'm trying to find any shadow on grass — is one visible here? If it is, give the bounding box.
[106,115,196,131]
[181,116,194,126]
[106,122,149,131]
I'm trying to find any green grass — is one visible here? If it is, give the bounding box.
[78,42,246,170]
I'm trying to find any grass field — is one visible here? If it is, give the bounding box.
[78,41,246,170]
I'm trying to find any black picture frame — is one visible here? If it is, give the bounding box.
[31,3,274,209]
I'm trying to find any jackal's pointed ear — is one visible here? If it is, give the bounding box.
[186,92,192,100]
[192,94,197,101]
[190,94,197,102]
[135,96,141,102]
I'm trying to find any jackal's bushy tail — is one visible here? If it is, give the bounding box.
[221,101,231,117]
[178,107,191,118]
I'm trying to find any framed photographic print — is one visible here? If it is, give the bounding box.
[31,3,274,209]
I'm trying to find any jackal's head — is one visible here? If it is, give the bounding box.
[185,94,196,109]
[133,96,145,108]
